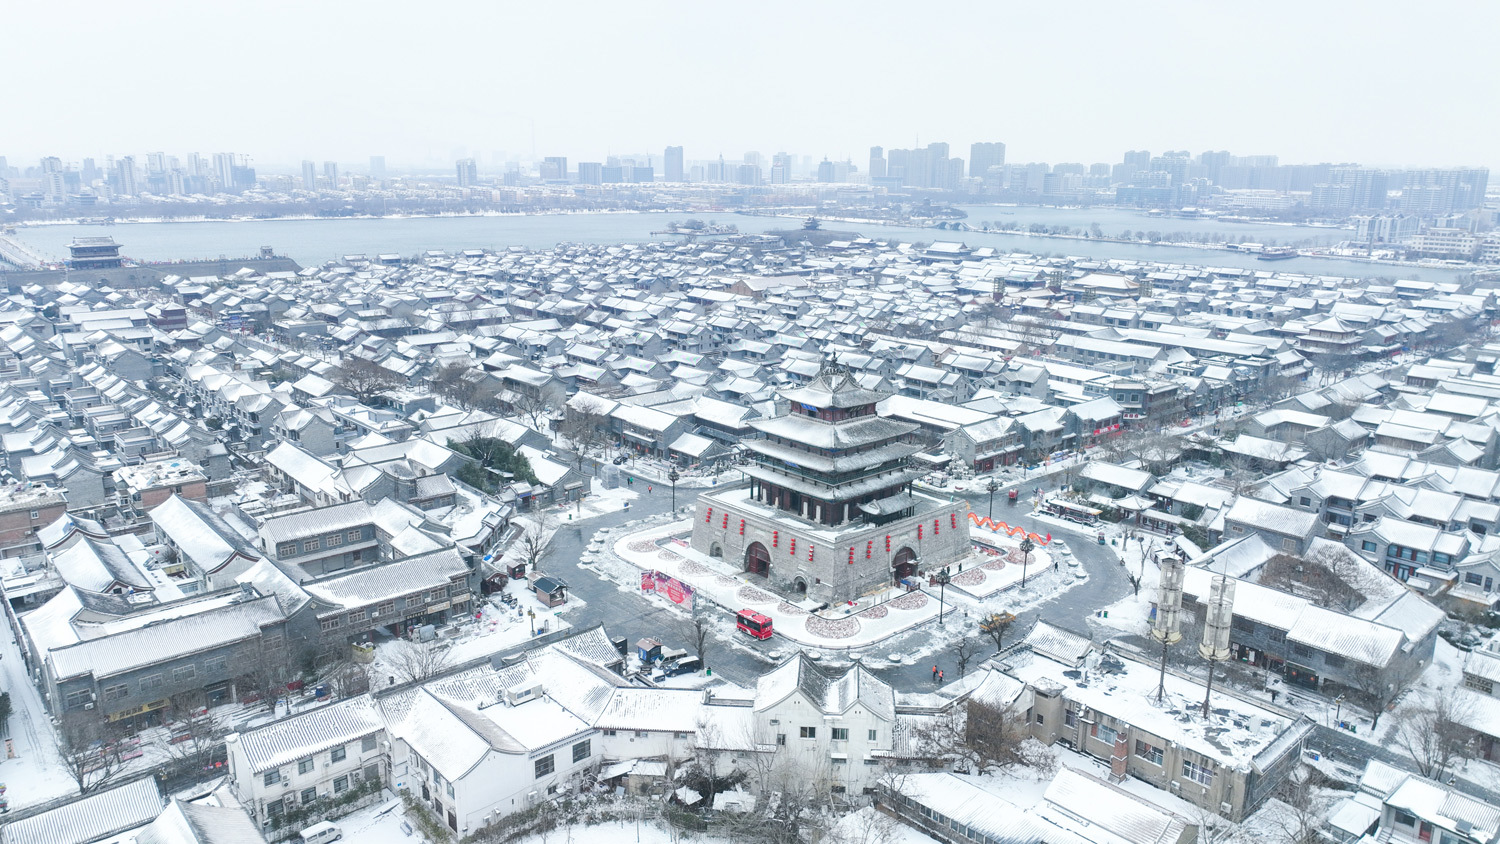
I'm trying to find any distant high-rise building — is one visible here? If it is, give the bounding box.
[1148,152,1191,185]
[664,146,684,182]
[1122,150,1152,179]
[301,160,318,191]
[43,171,66,203]
[1400,168,1489,215]
[736,164,762,185]
[212,153,235,192]
[577,162,603,185]
[869,146,886,179]
[81,157,98,184]
[1331,168,1390,211]
[770,163,788,184]
[187,153,206,178]
[1198,150,1232,182]
[146,152,167,174]
[456,158,478,188]
[969,142,1006,180]
[771,152,793,183]
[323,161,339,190]
[113,156,138,196]
[541,156,568,181]
[369,155,386,179]
[40,156,62,174]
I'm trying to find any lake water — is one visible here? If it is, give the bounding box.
[11,207,1467,282]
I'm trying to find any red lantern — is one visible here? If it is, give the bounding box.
[885,535,891,552]
[722,513,729,529]
[790,538,796,555]
[848,547,855,565]
[934,519,940,536]
[739,519,745,535]
[773,530,779,547]
[705,507,713,523]
[809,545,815,562]
[866,540,873,559]
[950,513,957,530]
[918,525,923,540]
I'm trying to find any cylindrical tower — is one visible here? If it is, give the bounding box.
[1199,574,1236,662]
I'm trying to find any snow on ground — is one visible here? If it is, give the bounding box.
[1049,746,1214,823]
[609,516,1077,652]
[1093,536,1162,639]
[0,621,78,809]
[572,478,639,519]
[612,519,946,650]
[367,586,582,689]
[829,805,935,843]
[508,819,736,844]
[324,793,417,844]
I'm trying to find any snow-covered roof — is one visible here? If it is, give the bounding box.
[303,547,466,610]
[1,776,164,844]
[149,495,261,573]
[233,695,385,774]
[47,595,284,681]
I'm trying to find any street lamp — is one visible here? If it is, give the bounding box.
[935,566,952,627]
[986,478,999,521]
[1018,536,1035,589]
[668,468,680,512]
[527,608,536,635]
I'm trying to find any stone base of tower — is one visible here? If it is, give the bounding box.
[690,484,972,606]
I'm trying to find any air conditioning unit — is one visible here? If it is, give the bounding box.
[1170,781,1181,791]
[84,702,95,710]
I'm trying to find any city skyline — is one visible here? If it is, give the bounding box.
[8,0,1499,170]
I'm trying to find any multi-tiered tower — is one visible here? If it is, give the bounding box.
[691,360,970,604]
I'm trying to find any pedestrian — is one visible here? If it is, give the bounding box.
[648,485,653,493]
[931,664,938,681]
[938,670,944,684]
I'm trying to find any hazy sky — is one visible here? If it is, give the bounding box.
[9,0,1498,172]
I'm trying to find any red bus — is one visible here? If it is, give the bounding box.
[736,609,773,640]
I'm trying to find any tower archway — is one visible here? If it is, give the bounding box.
[745,541,771,578]
[892,547,918,583]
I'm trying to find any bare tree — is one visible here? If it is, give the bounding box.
[980,612,1017,654]
[385,639,454,685]
[509,515,553,577]
[1260,546,1370,613]
[163,701,225,776]
[1391,693,1475,781]
[953,637,980,678]
[58,720,128,795]
[334,356,403,404]
[508,391,551,434]
[1266,767,1335,844]
[682,600,713,672]
[1221,450,1265,497]
[428,362,481,409]
[911,699,1053,775]
[1344,661,1414,731]
[559,396,613,470]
